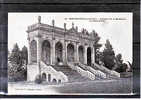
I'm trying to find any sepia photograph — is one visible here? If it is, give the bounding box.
[8,13,133,95]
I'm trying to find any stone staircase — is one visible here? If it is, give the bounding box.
[52,64,91,82]
[77,63,106,79]
[27,61,120,83]
[92,63,120,78]
[40,61,68,83]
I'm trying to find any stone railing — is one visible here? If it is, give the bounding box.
[40,61,68,83]
[28,24,39,31]
[68,63,95,80]
[94,63,120,78]
[78,63,106,79]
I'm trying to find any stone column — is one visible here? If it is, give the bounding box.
[76,43,79,63]
[51,40,55,65]
[74,43,78,63]
[62,42,66,64]
[28,39,31,64]
[84,46,87,64]
[36,38,41,65]
[36,37,42,75]
[91,46,95,64]
[64,41,68,64]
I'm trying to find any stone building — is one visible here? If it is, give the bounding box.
[27,16,120,83]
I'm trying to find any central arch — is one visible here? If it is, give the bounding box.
[55,42,63,63]
[42,40,51,64]
[30,40,37,63]
[67,43,75,62]
[87,47,91,66]
[42,73,46,81]
[78,45,84,63]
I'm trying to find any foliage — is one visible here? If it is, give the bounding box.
[9,43,21,65]
[92,30,102,64]
[102,39,115,70]
[21,46,28,65]
[8,43,28,81]
[114,54,128,73]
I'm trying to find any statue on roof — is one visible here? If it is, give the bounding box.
[64,23,66,31]
[38,16,41,24]
[52,19,55,27]
[72,22,74,28]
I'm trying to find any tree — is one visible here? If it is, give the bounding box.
[21,46,28,65]
[8,43,28,81]
[9,43,21,65]
[21,46,28,80]
[92,30,102,64]
[114,53,128,73]
[116,54,123,64]
[102,39,115,70]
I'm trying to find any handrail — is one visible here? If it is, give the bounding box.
[78,63,106,79]
[94,63,120,77]
[40,61,68,82]
[68,63,95,80]
[40,61,58,74]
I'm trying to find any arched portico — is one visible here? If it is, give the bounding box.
[67,43,75,62]
[42,73,46,81]
[42,40,51,64]
[55,42,63,63]
[78,45,84,63]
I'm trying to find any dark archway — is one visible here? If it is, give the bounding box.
[30,40,37,63]
[78,45,84,63]
[48,74,51,82]
[52,79,57,83]
[87,47,91,66]
[67,43,75,62]
[55,42,63,63]
[58,79,61,83]
[42,73,46,81]
[42,40,51,64]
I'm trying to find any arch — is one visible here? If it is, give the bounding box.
[58,79,61,83]
[67,43,75,62]
[78,45,84,63]
[42,73,46,81]
[55,42,63,63]
[42,40,51,64]
[48,74,51,82]
[87,47,91,66]
[30,40,37,63]
[52,79,57,83]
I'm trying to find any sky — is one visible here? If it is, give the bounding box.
[8,13,132,63]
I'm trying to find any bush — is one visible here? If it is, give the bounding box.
[35,74,42,84]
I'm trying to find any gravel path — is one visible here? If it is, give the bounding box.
[8,78,132,95]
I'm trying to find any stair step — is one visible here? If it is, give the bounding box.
[51,64,91,82]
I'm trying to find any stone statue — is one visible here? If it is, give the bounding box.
[38,16,41,24]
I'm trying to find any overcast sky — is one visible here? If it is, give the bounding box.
[8,13,132,63]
